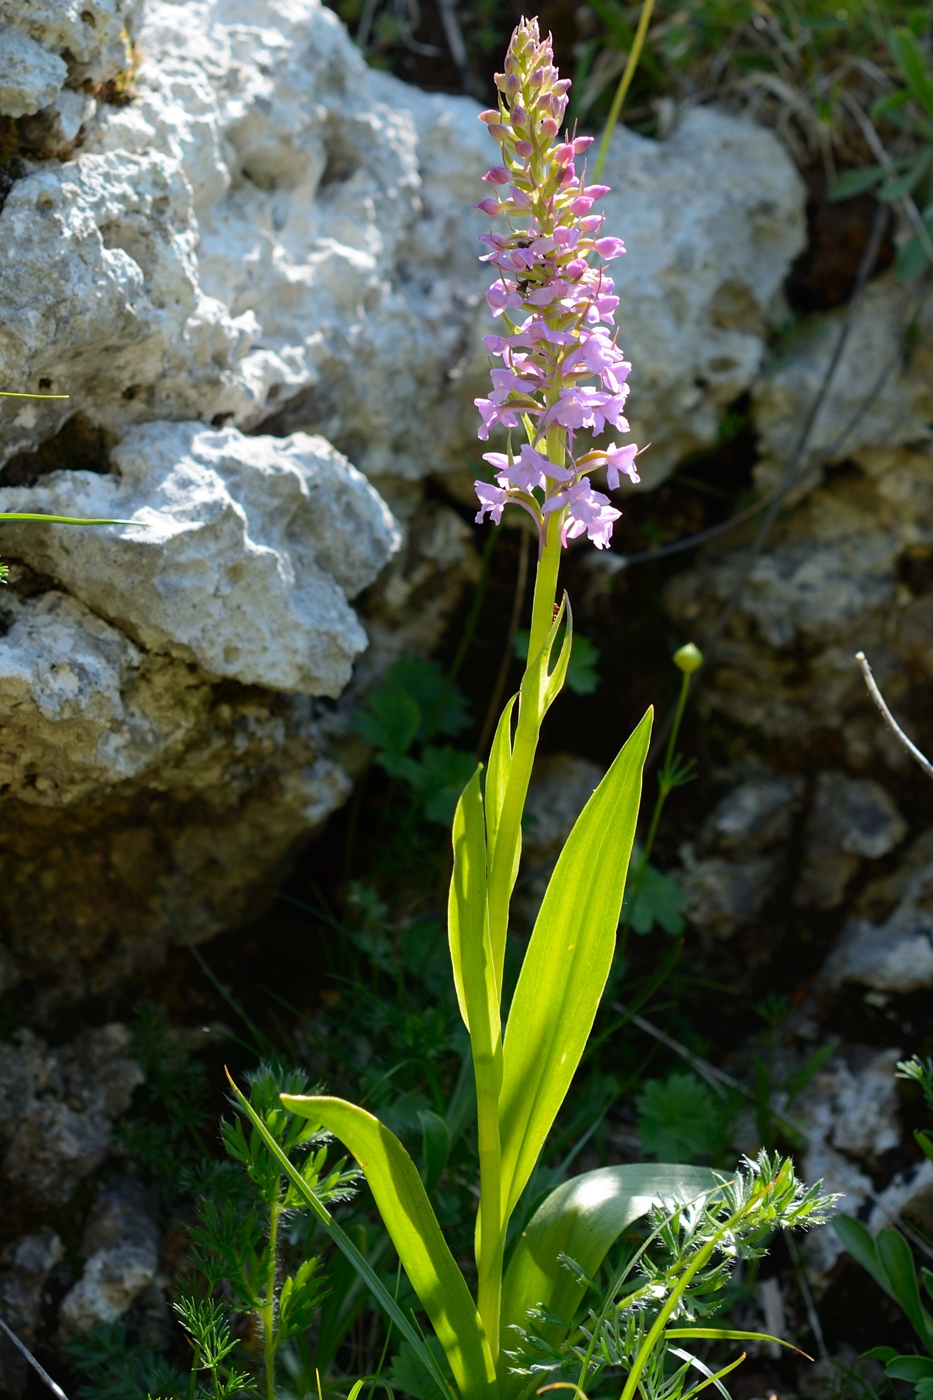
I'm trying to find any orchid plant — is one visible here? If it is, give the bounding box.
[232,19,833,1400]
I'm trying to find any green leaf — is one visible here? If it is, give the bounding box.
[411,746,479,826]
[896,226,933,281]
[636,1072,726,1163]
[827,165,886,200]
[879,150,933,202]
[498,708,652,1222]
[386,657,471,740]
[353,688,421,758]
[0,512,138,525]
[667,1327,804,1354]
[915,1130,933,1165]
[499,1163,716,1363]
[877,1228,933,1350]
[865,1346,901,1364]
[485,694,516,870]
[513,628,601,696]
[623,863,686,935]
[887,1357,933,1382]
[834,1216,889,1293]
[418,1110,451,1197]
[281,1095,497,1400]
[891,28,933,121]
[227,1076,449,1400]
[389,1338,452,1400]
[448,766,498,1034]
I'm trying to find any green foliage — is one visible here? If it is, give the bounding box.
[511,1152,835,1400]
[352,657,474,825]
[117,1003,211,1198]
[622,861,686,935]
[67,1322,178,1400]
[513,627,602,695]
[828,26,933,279]
[636,1072,728,1164]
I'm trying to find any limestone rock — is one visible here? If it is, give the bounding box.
[678,850,779,936]
[697,770,803,855]
[60,1177,161,1335]
[823,856,933,994]
[598,106,806,488]
[0,1229,65,1397]
[795,772,907,910]
[665,441,933,758]
[0,27,67,117]
[754,276,933,495]
[0,421,401,697]
[0,0,805,497]
[0,1025,142,1206]
[0,0,133,87]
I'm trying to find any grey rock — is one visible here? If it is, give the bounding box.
[0,421,401,697]
[0,1026,142,1206]
[678,850,779,936]
[823,865,933,994]
[795,772,907,910]
[0,1229,65,1397]
[59,1245,159,1334]
[698,770,803,855]
[60,1177,162,1336]
[0,27,67,117]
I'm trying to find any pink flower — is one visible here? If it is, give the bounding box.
[471,16,641,550]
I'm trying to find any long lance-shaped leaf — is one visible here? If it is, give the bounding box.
[0,513,138,525]
[666,1329,808,1355]
[499,708,652,1223]
[282,1095,498,1400]
[225,1075,451,1400]
[499,1163,716,1368]
[484,694,516,870]
[449,767,504,1355]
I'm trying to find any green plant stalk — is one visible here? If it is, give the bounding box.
[618,1178,778,1400]
[619,666,691,945]
[263,1193,281,1400]
[485,439,564,992]
[475,489,564,1353]
[593,0,655,182]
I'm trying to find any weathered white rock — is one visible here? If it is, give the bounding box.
[59,1245,159,1333]
[823,858,933,994]
[795,772,907,910]
[598,106,806,488]
[754,276,933,494]
[0,0,806,496]
[0,26,67,117]
[665,441,933,756]
[0,0,132,85]
[0,421,401,696]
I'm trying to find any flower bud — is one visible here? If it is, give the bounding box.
[673,643,703,675]
[540,116,559,138]
[506,71,521,97]
[511,104,527,127]
[514,139,533,159]
[479,109,501,124]
[482,166,510,185]
[474,198,502,216]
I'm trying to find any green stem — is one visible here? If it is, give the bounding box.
[593,0,656,182]
[263,1196,281,1400]
[618,1187,774,1400]
[618,670,691,950]
[485,509,563,993]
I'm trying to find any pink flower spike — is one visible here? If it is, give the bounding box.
[483,166,510,185]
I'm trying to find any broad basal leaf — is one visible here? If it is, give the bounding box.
[499,1163,716,1370]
